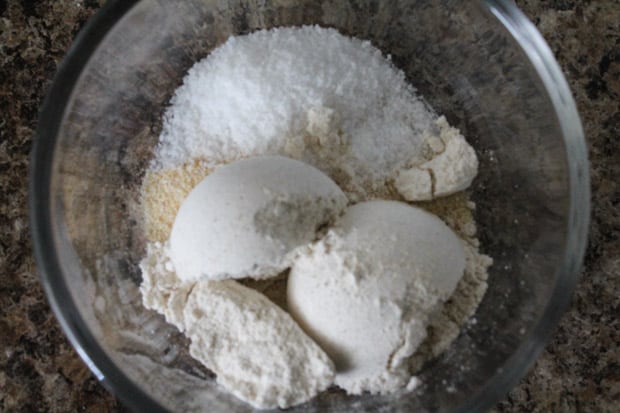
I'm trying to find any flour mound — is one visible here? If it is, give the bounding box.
[140,242,335,409]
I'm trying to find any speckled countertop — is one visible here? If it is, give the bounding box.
[0,0,618,412]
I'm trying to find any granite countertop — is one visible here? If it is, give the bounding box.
[1,0,618,411]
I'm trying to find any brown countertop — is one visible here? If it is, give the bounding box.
[1,0,618,411]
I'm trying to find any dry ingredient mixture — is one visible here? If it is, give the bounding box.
[139,26,492,409]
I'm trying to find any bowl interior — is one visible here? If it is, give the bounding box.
[34,0,587,412]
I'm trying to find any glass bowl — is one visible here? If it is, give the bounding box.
[29,0,589,412]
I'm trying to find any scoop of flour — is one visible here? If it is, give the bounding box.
[184,280,335,409]
[287,200,466,394]
[395,116,478,201]
[140,242,336,409]
[169,156,347,281]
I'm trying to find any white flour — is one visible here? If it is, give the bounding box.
[168,156,348,282]
[395,116,479,201]
[287,201,468,395]
[140,242,335,409]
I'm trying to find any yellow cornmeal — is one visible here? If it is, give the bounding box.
[142,159,211,242]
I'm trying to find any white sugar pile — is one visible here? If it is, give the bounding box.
[154,26,436,194]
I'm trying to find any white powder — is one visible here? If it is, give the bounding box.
[154,26,437,197]
[287,201,467,395]
[168,156,347,282]
[140,242,335,409]
[395,116,479,201]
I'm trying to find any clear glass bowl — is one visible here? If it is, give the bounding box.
[30,0,590,412]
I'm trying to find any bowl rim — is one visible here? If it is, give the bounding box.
[29,0,590,412]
